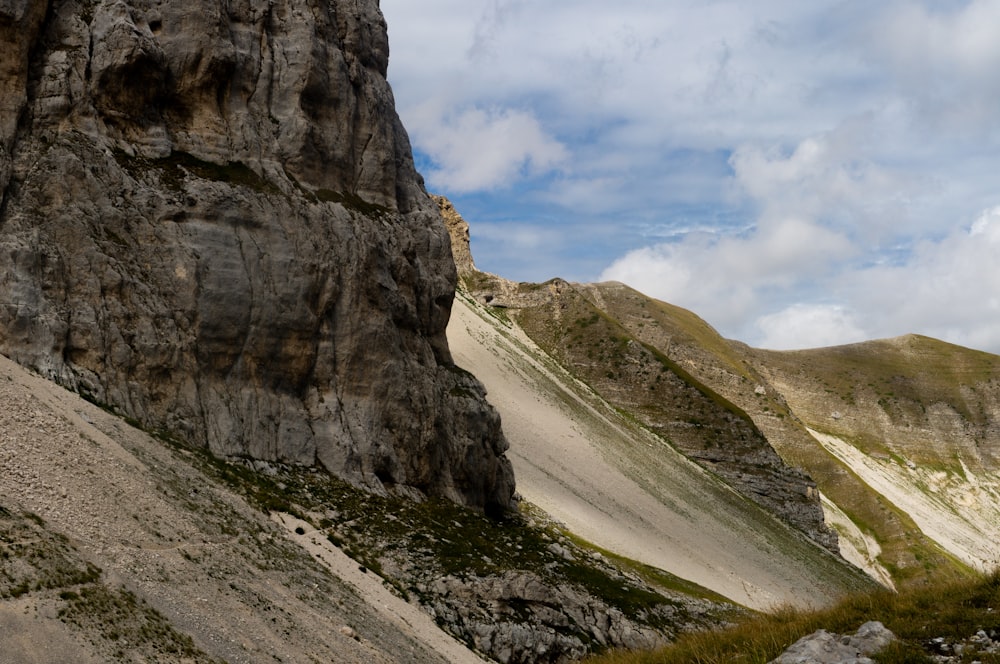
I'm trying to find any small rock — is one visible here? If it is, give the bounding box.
[547,543,575,561]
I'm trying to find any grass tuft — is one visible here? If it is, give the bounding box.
[586,570,1000,663]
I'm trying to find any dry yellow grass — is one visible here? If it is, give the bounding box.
[586,570,1000,663]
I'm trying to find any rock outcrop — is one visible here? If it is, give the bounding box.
[417,571,677,663]
[434,195,477,276]
[769,622,896,664]
[0,0,514,512]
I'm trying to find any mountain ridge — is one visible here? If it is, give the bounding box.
[439,194,1000,596]
[439,196,837,553]
[2,2,999,660]
[446,286,873,611]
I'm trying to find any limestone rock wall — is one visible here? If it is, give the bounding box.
[0,0,514,512]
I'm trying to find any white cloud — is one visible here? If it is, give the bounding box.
[877,0,1000,137]
[602,206,1000,352]
[410,105,568,192]
[381,1,1000,353]
[729,123,918,241]
[599,244,697,303]
[880,1,1000,85]
[840,205,1000,351]
[755,305,866,350]
[600,215,853,335]
[971,205,1000,242]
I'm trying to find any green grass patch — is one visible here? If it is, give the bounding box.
[586,570,1000,663]
[59,585,222,661]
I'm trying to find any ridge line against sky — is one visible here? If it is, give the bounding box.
[380,1,1000,354]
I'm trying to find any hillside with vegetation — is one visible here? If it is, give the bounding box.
[442,196,1000,605]
[586,570,1000,663]
[4,0,997,661]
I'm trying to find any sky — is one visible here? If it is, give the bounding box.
[379,0,1000,354]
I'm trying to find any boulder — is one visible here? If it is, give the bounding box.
[769,621,896,664]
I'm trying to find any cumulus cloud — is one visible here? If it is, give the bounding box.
[408,105,568,192]
[840,205,1000,352]
[600,215,853,335]
[381,1,1000,353]
[731,130,902,228]
[755,305,866,350]
[602,205,1000,352]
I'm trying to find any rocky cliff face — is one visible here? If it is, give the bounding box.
[0,0,514,512]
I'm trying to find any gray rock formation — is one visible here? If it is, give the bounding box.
[0,0,514,512]
[421,570,676,663]
[769,621,896,664]
[435,195,477,276]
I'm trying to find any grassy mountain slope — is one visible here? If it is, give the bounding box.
[750,337,1000,579]
[751,335,1000,467]
[441,196,998,597]
[573,282,981,588]
[538,280,835,550]
[448,288,874,610]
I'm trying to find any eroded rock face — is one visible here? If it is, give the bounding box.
[0,0,515,512]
